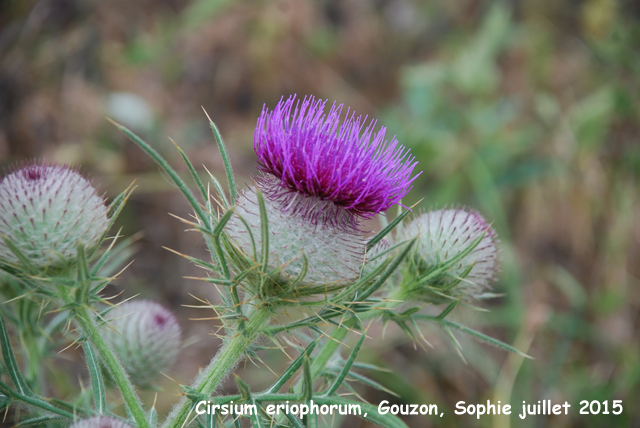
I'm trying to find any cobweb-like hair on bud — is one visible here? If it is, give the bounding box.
[0,162,109,268]
[226,184,366,285]
[399,208,499,301]
[103,300,182,387]
[254,95,421,220]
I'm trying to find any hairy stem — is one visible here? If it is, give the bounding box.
[163,304,272,428]
[73,304,149,428]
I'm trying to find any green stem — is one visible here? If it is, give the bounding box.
[74,304,149,428]
[163,305,272,428]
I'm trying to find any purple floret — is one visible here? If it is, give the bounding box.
[254,95,421,219]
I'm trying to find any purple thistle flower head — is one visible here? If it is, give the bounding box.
[254,95,421,220]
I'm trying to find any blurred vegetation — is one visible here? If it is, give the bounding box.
[1,0,639,427]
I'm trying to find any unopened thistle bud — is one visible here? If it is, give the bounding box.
[0,163,109,268]
[103,300,181,387]
[227,95,420,285]
[69,416,132,428]
[398,209,498,303]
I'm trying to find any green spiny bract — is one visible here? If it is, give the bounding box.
[397,208,499,303]
[0,163,109,269]
[226,184,367,287]
[103,300,181,387]
[69,416,133,428]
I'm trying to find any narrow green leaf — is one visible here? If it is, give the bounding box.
[112,120,211,232]
[234,375,252,400]
[76,243,89,282]
[266,340,317,394]
[83,342,107,414]
[148,406,158,427]
[203,109,237,204]
[0,394,11,410]
[442,319,531,358]
[173,140,208,201]
[256,189,269,299]
[204,412,216,428]
[206,169,230,210]
[302,356,313,402]
[209,208,236,279]
[93,183,135,255]
[284,412,305,428]
[235,215,257,261]
[346,372,399,397]
[0,236,37,274]
[16,416,63,426]
[357,238,417,301]
[366,208,411,251]
[325,332,366,396]
[437,300,459,320]
[0,314,33,396]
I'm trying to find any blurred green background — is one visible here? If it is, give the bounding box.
[1,0,639,427]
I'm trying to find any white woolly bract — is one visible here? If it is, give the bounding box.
[226,185,366,285]
[69,416,133,428]
[399,209,499,299]
[0,165,109,268]
[103,300,181,387]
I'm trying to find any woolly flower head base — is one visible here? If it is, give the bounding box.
[69,416,132,428]
[103,300,181,387]
[226,183,366,286]
[0,163,109,269]
[398,208,499,303]
[254,95,420,222]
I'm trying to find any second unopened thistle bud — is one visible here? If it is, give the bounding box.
[398,208,499,303]
[103,300,181,387]
[0,163,109,269]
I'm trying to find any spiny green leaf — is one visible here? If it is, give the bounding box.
[112,120,211,233]
[234,375,252,400]
[325,332,366,396]
[302,356,313,402]
[16,415,64,426]
[203,109,237,204]
[94,183,135,255]
[173,140,208,201]
[284,412,305,428]
[367,208,412,251]
[256,189,270,300]
[266,340,318,394]
[0,314,33,397]
[83,342,106,414]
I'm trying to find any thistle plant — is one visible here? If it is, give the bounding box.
[0,95,526,428]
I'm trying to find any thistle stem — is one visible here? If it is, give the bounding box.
[73,304,149,428]
[163,304,272,428]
